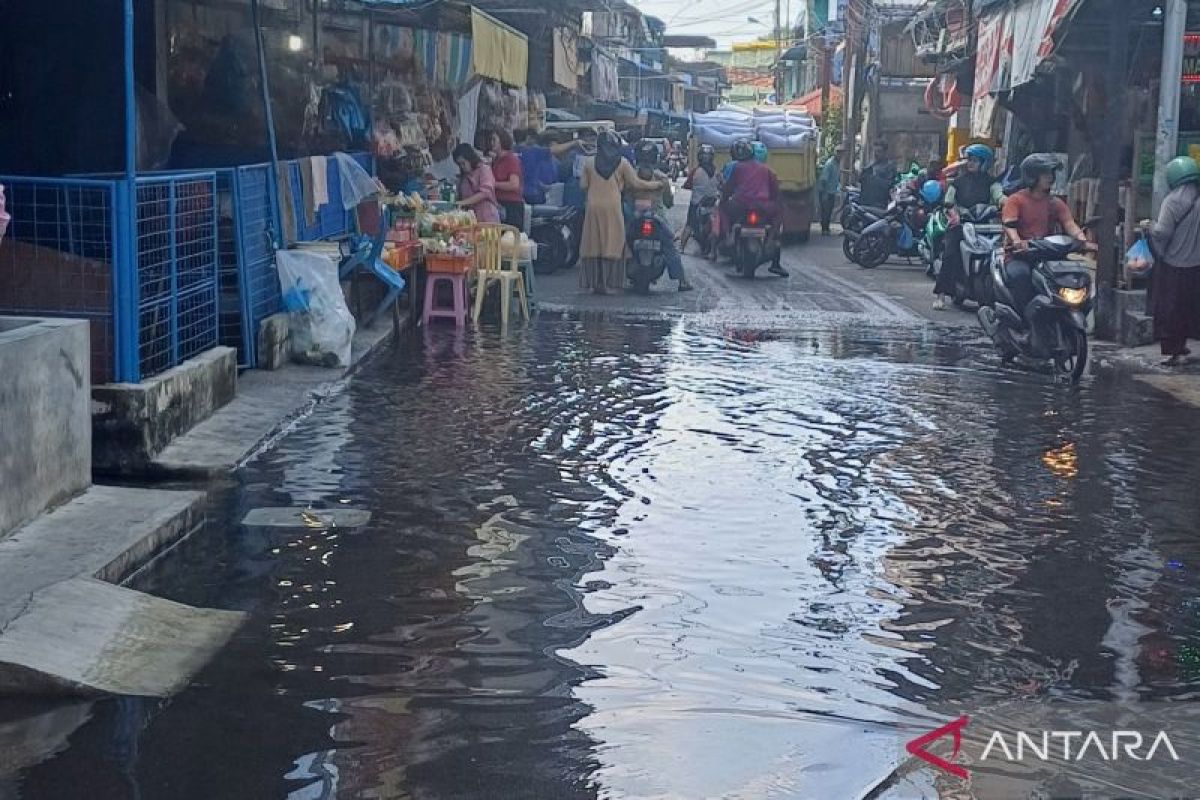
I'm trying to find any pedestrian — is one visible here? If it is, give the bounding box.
[1147,156,1200,366]
[859,141,898,208]
[486,129,525,229]
[818,145,845,236]
[578,131,668,295]
[453,143,501,224]
[517,129,581,206]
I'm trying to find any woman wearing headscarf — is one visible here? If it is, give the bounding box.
[1148,156,1200,366]
[579,131,667,294]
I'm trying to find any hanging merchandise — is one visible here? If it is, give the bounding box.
[458,81,482,153]
[0,183,9,246]
[592,50,619,102]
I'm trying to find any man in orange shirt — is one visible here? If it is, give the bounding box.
[1001,153,1090,307]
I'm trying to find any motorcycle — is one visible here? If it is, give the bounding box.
[723,206,781,279]
[529,204,583,275]
[692,195,718,256]
[840,195,888,262]
[949,204,1003,307]
[920,206,949,278]
[977,235,1093,384]
[850,191,926,269]
[628,212,669,294]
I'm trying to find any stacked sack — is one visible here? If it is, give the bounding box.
[693,105,754,149]
[692,106,817,151]
[752,108,817,150]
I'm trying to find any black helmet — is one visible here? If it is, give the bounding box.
[1020,153,1060,187]
[635,140,660,167]
[698,144,716,163]
[731,139,753,162]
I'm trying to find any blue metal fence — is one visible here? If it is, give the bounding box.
[0,153,370,382]
[132,173,220,380]
[0,176,123,384]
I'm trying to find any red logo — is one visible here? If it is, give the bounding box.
[906,715,970,779]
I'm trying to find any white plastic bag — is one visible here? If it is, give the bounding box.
[332,151,381,210]
[0,184,10,246]
[276,250,356,368]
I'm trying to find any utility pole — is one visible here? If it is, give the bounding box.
[1095,0,1130,339]
[775,0,784,104]
[1153,0,1186,213]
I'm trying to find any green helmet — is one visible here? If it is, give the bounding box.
[1166,156,1200,190]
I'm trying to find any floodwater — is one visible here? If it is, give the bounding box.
[6,316,1200,799]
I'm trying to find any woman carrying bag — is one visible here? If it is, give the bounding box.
[1147,156,1200,366]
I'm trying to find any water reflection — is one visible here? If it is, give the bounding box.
[7,321,1200,799]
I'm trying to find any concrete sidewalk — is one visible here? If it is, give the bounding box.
[151,316,404,478]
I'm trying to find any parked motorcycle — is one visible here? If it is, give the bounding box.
[977,235,1093,384]
[850,191,925,269]
[529,204,582,274]
[840,195,888,262]
[628,212,669,293]
[949,204,1003,307]
[920,207,949,277]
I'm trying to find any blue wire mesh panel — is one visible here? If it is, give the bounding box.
[134,173,219,380]
[0,176,119,384]
[233,163,281,367]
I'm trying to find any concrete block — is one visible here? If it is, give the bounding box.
[256,312,291,371]
[0,317,91,537]
[0,577,244,696]
[91,346,237,474]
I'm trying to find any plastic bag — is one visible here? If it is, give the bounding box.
[0,184,10,246]
[1125,236,1153,278]
[332,151,381,211]
[275,250,356,368]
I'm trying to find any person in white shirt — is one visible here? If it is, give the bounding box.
[679,144,720,254]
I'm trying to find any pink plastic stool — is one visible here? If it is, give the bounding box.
[422,272,470,327]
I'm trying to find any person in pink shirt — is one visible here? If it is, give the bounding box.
[453,144,501,224]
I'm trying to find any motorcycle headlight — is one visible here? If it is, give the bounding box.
[1058,286,1088,306]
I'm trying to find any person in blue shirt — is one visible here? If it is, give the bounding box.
[817,145,845,235]
[516,129,581,206]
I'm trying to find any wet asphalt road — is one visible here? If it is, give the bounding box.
[4,213,1200,800]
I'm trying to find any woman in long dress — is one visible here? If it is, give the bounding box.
[579,131,666,294]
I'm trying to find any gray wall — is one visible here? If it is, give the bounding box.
[0,317,91,536]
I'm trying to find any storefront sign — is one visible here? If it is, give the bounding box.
[1181,33,1200,83]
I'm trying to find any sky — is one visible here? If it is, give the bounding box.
[631,0,796,51]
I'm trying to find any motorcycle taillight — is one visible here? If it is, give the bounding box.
[640,220,654,237]
[747,210,760,226]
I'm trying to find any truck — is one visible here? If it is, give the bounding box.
[688,115,819,243]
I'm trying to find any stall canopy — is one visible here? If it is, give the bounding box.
[471,8,529,87]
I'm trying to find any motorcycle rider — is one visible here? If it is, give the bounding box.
[720,138,787,277]
[680,144,720,255]
[933,144,1005,309]
[628,140,693,292]
[1001,153,1091,310]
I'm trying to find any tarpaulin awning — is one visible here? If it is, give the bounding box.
[970,0,1082,135]
[471,8,528,87]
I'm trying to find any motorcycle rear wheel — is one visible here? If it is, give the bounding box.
[842,235,856,262]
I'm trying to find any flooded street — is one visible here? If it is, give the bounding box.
[7,313,1200,799]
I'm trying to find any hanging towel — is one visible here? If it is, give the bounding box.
[311,155,329,211]
[299,158,317,227]
[274,164,298,246]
